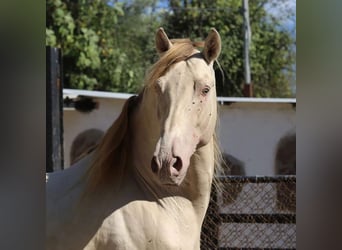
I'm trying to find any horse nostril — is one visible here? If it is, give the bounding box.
[151,156,159,173]
[172,156,182,172]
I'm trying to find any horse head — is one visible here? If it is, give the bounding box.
[145,28,221,186]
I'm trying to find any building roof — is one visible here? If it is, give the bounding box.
[63,89,133,100]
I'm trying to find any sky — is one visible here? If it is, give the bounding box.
[265,0,296,37]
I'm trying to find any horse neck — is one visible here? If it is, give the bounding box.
[185,138,215,220]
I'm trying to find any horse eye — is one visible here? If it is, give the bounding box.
[201,87,210,95]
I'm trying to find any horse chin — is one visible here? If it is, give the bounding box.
[162,181,180,187]
[159,174,185,187]
[161,180,180,187]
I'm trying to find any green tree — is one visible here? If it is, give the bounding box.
[112,0,161,92]
[46,0,161,92]
[46,0,295,97]
[161,0,295,97]
[47,0,132,91]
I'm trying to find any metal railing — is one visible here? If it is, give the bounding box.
[201,175,296,249]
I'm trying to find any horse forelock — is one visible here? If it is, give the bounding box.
[144,39,204,88]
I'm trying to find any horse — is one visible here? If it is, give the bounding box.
[46,27,222,250]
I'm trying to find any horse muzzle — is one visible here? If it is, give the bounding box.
[151,155,186,186]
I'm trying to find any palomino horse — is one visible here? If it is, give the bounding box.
[46,28,222,250]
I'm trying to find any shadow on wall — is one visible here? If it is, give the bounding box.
[70,128,104,166]
[221,153,246,205]
[274,132,296,212]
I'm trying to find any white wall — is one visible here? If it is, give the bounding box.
[63,98,126,167]
[63,98,295,175]
[218,102,295,175]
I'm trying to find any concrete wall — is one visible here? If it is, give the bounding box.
[63,97,295,175]
[218,102,295,175]
[63,98,126,167]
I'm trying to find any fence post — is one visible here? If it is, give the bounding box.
[46,47,64,172]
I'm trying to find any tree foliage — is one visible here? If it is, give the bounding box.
[46,0,151,92]
[162,0,295,97]
[46,0,296,97]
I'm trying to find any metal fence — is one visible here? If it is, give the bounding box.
[201,175,296,250]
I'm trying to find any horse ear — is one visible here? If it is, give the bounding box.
[203,28,221,64]
[155,27,173,55]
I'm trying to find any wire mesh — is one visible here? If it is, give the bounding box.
[201,175,296,250]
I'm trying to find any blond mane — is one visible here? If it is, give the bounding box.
[84,38,222,193]
[84,95,138,193]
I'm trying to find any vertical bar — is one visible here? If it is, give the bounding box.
[242,0,253,97]
[46,47,64,172]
